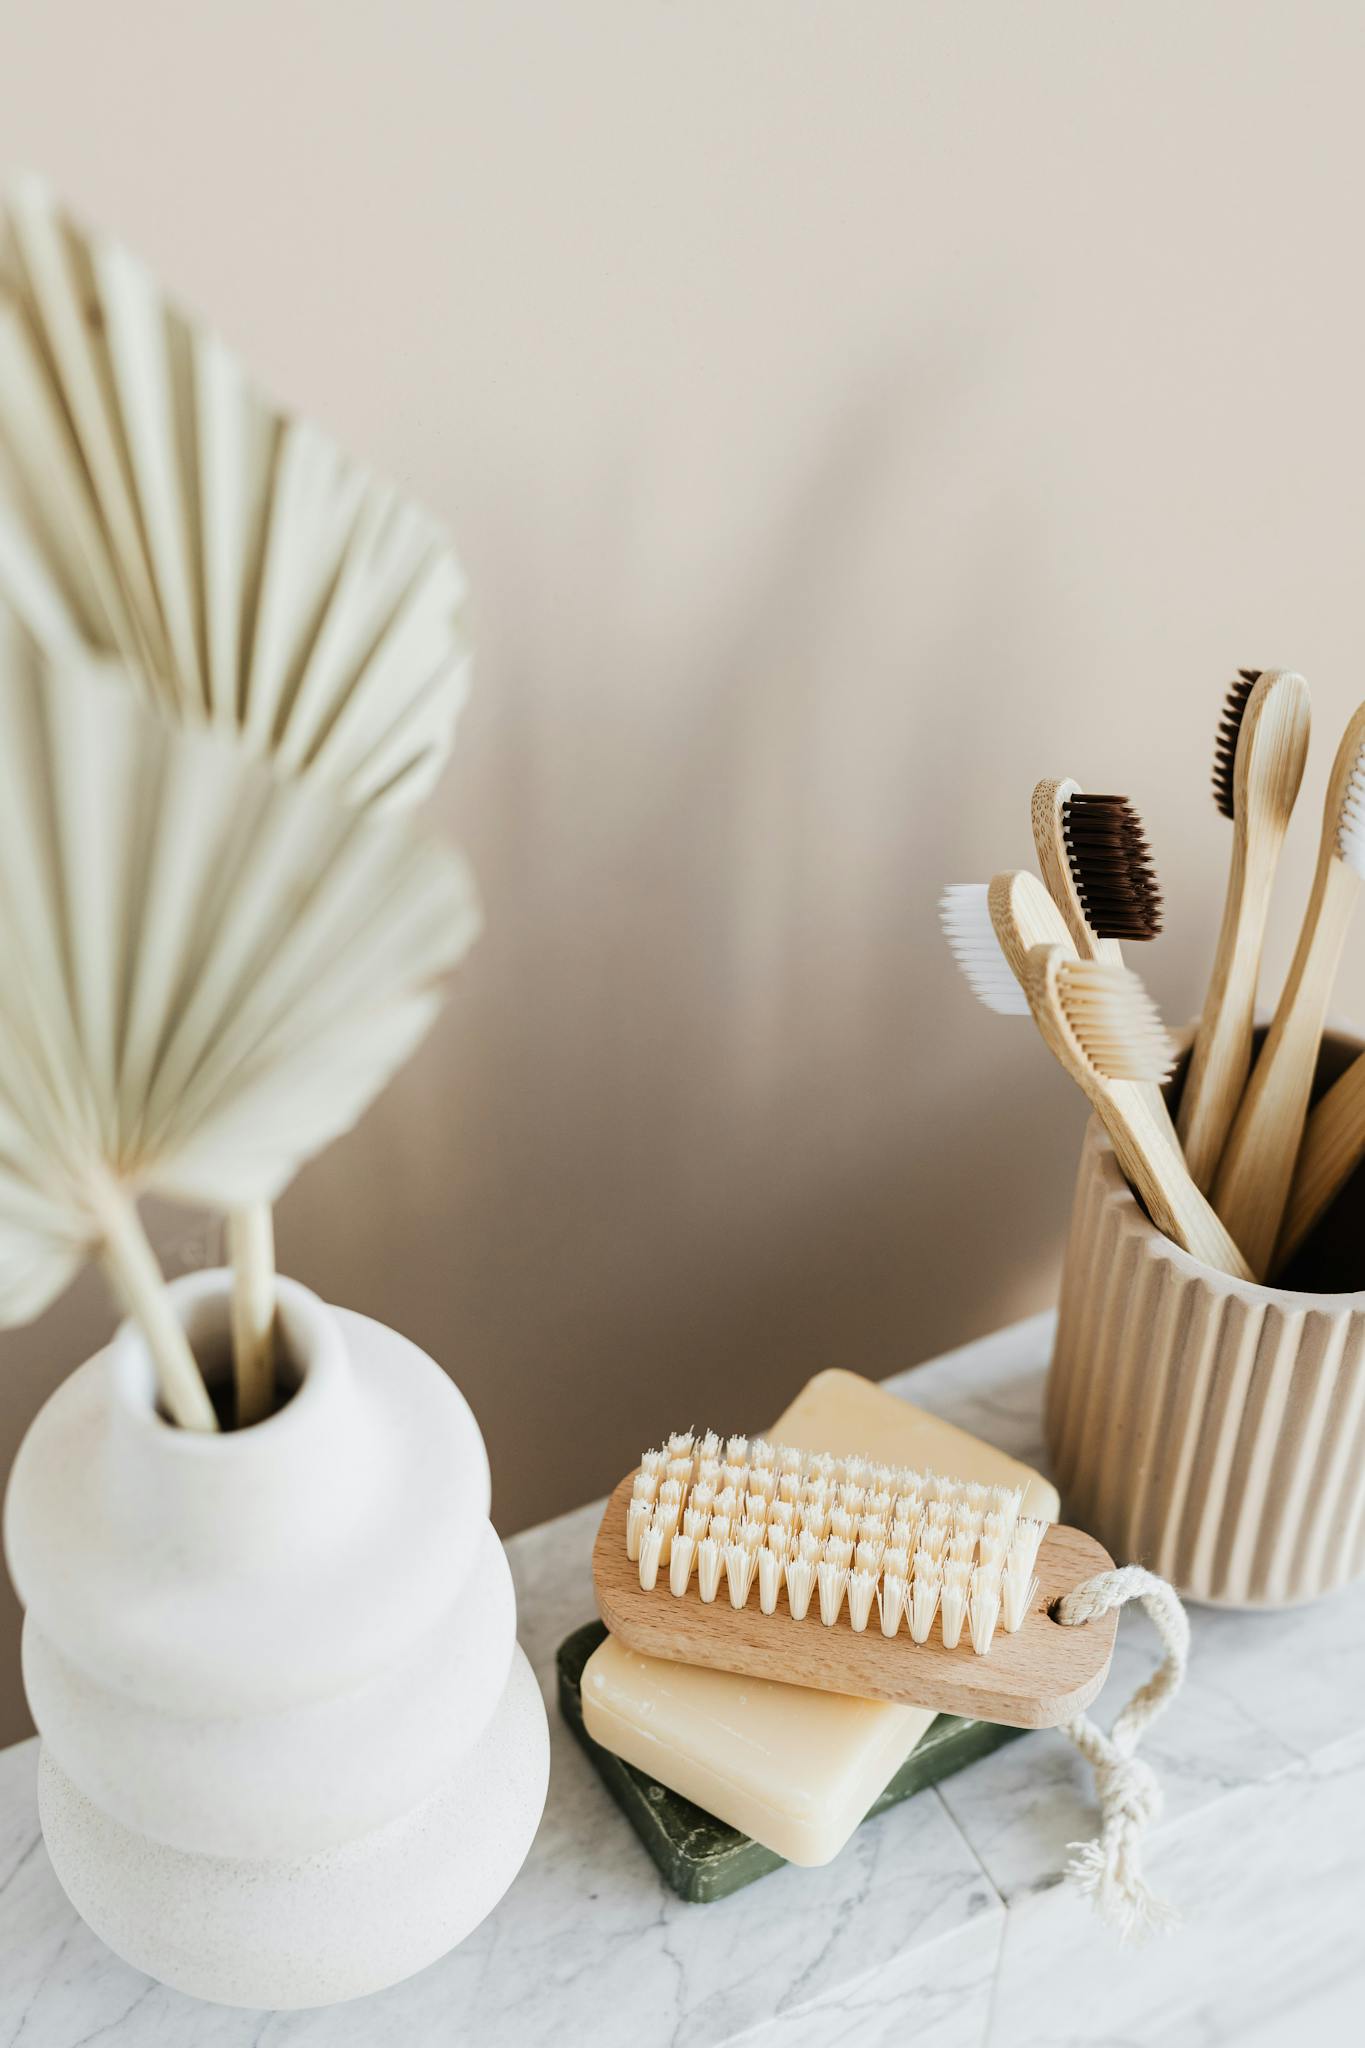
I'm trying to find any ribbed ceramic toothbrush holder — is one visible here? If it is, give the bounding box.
[1047,1027,1365,1609]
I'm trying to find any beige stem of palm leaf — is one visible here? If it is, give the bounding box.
[0,646,479,1429]
[227,1203,277,1428]
[0,176,472,1418]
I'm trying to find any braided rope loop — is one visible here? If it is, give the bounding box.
[1053,1565,1190,1942]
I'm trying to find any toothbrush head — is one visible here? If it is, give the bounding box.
[1336,736,1365,877]
[939,883,1028,1014]
[1054,955,1175,1083]
[1061,792,1163,941]
[1212,670,1261,822]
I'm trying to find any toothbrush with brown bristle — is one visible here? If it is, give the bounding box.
[1032,775,1171,1125]
[1021,944,1253,1278]
[1177,671,1311,1192]
[1212,700,1365,1277]
[1031,779,1163,964]
[1030,780,1192,1175]
[940,884,1250,1275]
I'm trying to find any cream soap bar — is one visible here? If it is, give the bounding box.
[582,1639,932,1866]
[581,1369,1059,1865]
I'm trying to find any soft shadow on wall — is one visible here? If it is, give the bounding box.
[0,332,1081,1752]
[275,339,1082,1541]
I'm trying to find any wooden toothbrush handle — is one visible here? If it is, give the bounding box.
[1177,832,1268,1194]
[1099,1090,1253,1280]
[1112,1078,1186,1177]
[1213,859,1359,1278]
[1274,1051,1365,1274]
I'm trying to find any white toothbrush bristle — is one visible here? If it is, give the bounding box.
[1056,958,1175,1082]
[1338,743,1365,875]
[939,883,1028,1015]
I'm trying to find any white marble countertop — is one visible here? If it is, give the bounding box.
[3,1310,1363,2047]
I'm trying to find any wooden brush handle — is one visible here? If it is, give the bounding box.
[1274,1050,1365,1274]
[1114,1073,1194,1185]
[1213,858,1358,1277]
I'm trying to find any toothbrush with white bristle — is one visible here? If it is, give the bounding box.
[1021,943,1251,1277]
[943,874,1250,1277]
[939,883,1031,1014]
[1213,701,1365,1276]
[939,870,1187,1177]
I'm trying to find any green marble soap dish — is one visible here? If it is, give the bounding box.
[556,1619,1023,1904]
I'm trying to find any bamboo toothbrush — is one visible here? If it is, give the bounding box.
[941,887,1250,1274]
[985,867,1076,969]
[983,870,1190,1176]
[1031,777,1178,1149]
[1021,945,1252,1276]
[939,881,1038,1013]
[942,869,1167,1155]
[1273,1053,1365,1274]
[1031,779,1162,963]
[1177,671,1311,1194]
[970,855,1189,1173]
[1212,701,1365,1277]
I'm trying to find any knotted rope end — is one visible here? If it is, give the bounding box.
[1054,1564,1189,1943]
[1065,1834,1178,1944]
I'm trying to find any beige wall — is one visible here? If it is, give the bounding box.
[3,2,1365,1743]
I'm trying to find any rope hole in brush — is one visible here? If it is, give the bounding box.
[1050,1565,1190,1942]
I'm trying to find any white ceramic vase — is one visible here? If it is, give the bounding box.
[2,1270,550,2009]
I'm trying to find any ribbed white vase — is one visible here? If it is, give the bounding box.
[2,1271,549,2009]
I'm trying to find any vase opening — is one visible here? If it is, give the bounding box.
[165,1321,306,1433]
[113,1270,340,1441]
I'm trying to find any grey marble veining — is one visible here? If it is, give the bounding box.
[2,1311,1362,2048]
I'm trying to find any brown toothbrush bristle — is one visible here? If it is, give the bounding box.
[1061,793,1163,940]
[1211,669,1261,822]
